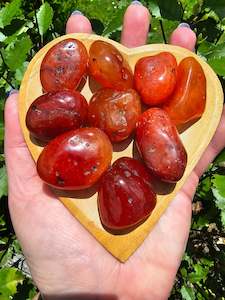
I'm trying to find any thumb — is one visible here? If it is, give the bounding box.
[4,91,41,201]
[4,90,26,150]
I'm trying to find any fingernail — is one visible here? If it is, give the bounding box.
[6,89,18,97]
[71,10,83,16]
[131,1,143,5]
[178,23,190,29]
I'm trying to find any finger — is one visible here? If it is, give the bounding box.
[121,1,151,48]
[194,106,225,177]
[66,11,92,34]
[4,92,41,200]
[169,23,196,51]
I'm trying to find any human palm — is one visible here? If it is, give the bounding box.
[5,4,225,300]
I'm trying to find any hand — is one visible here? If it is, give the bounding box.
[4,3,225,300]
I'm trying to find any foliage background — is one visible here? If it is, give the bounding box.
[0,0,225,299]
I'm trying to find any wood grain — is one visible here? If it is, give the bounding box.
[19,33,224,262]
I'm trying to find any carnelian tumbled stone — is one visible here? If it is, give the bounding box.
[98,157,156,230]
[40,38,88,92]
[88,88,141,142]
[26,91,88,142]
[37,128,112,190]
[163,57,206,126]
[88,40,133,90]
[134,52,177,106]
[136,108,187,183]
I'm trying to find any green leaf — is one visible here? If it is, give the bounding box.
[196,176,211,198]
[53,0,119,26]
[197,40,216,58]
[207,44,225,60]
[180,267,188,278]
[199,9,220,23]
[157,0,183,20]
[198,41,225,59]
[0,238,7,246]
[217,31,225,44]
[212,174,225,197]
[212,174,225,226]
[0,165,7,198]
[208,56,225,76]
[200,258,214,267]
[189,263,210,283]
[0,239,22,268]
[148,18,179,43]
[0,0,22,29]
[11,240,22,254]
[183,253,193,265]
[181,285,195,300]
[3,21,34,45]
[37,2,54,36]
[2,34,32,72]
[180,0,202,19]
[192,215,209,230]
[15,62,29,85]
[0,33,6,43]
[214,148,225,166]
[0,245,13,268]
[198,41,225,76]
[0,268,24,299]
[103,4,128,36]
[204,0,225,19]
[148,0,161,18]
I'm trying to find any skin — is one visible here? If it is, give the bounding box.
[169,26,197,52]
[4,3,225,300]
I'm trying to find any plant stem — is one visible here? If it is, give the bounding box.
[179,1,185,20]
[0,50,6,68]
[2,76,16,89]
[159,20,167,44]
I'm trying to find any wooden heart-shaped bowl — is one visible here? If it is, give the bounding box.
[19,33,224,262]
